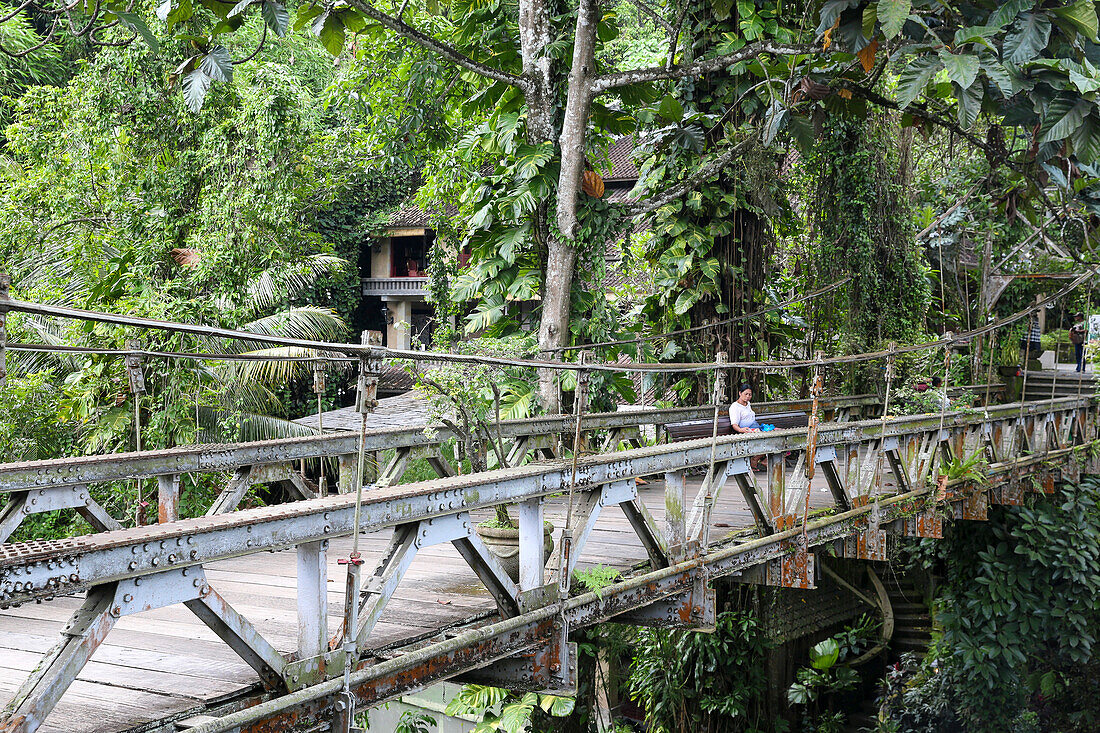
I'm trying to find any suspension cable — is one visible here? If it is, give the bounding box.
[1,266,1096,375]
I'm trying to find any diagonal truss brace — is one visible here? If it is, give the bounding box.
[207,462,317,516]
[547,479,668,584]
[0,485,120,543]
[1,566,285,733]
[344,512,520,652]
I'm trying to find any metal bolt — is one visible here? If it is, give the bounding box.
[193,579,201,587]
[123,594,133,603]
[110,606,121,618]
[151,557,159,566]
[128,561,138,571]
[134,578,142,586]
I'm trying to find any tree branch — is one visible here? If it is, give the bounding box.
[626,137,753,216]
[344,0,527,90]
[838,81,1056,212]
[592,41,813,93]
[625,0,672,34]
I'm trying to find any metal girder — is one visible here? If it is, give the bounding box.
[2,399,1092,610]
[347,513,519,651]
[728,459,775,535]
[0,566,285,733]
[0,394,979,497]
[686,460,730,540]
[293,541,330,688]
[0,485,120,543]
[455,642,578,694]
[376,448,412,487]
[837,526,887,561]
[614,575,716,631]
[1,585,118,733]
[664,470,688,558]
[186,587,287,689]
[956,490,990,521]
[146,443,1090,733]
[0,405,734,495]
[206,462,318,516]
[548,480,638,580]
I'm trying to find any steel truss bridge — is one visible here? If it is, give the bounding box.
[0,389,1096,733]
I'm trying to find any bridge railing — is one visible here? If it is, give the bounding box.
[0,387,1001,544]
[0,394,1091,733]
[0,393,877,542]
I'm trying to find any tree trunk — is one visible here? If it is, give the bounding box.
[556,0,598,240]
[537,237,577,412]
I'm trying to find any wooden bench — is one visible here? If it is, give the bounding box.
[663,410,809,442]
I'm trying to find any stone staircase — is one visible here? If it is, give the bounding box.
[844,570,933,732]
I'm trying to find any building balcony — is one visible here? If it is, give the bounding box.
[362,277,429,297]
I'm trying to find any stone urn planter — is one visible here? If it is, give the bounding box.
[476,521,554,583]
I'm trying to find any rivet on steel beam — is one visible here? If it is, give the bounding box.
[123,594,133,603]
[134,578,142,586]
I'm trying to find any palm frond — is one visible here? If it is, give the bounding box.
[223,346,350,389]
[236,413,322,442]
[5,315,84,376]
[241,255,350,315]
[220,306,348,353]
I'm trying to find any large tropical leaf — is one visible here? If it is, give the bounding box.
[241,254,349,313]
[940,51,979,89]
[225,346,348,388]
[896,56,942,108]
[1052,0,1098,41]
[989,0,1032,29]
[1040,96,1090,143]
[232,306,348,349]
[1071,114,1100,162]
[956,81,983,129]
[876,0,909,39]
[1004,13,1052,64]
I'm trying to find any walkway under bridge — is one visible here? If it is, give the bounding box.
[0,388,1096,733]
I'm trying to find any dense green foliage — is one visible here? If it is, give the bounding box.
[886,476,1100,732]
[806,116,930,347]
[628,609,773,732]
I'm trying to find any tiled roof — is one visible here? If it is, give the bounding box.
[386,202,458,230]
[294,390,432,432]
[602,136,642,183]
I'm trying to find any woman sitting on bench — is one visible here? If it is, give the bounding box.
[729,384,762,433]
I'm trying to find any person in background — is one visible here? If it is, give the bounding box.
[1070,312,1087,372]
[729,384,762,433]
[930,376,951,410]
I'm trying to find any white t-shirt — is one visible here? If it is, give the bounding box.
[729,401,756,428]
